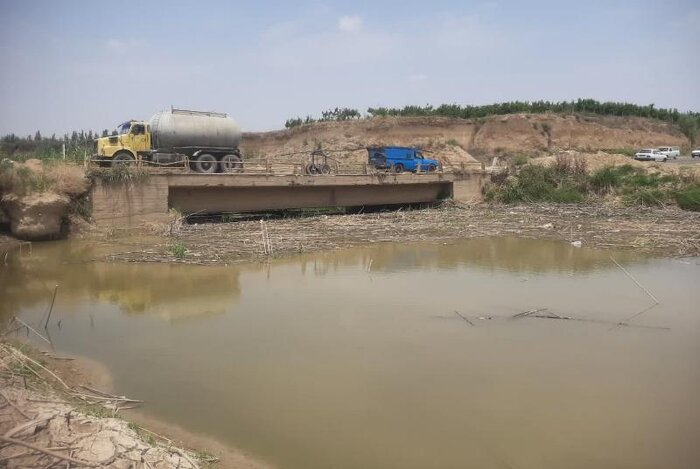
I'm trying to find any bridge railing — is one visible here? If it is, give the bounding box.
[86,156,474,175]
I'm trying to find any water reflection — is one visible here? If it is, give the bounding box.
[0,241,241,323]
[291,237,643,275]
[1,237,642,325]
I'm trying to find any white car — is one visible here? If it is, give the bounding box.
[657,146,680,159]
[692,148,700,159]
[634,149,667,162]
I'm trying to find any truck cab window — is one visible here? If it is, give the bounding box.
[131,125,145,135]
[118,123,131,134]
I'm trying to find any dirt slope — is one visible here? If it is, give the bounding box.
[241,114,688,169]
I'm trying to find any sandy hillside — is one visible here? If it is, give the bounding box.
[241,114,688,169]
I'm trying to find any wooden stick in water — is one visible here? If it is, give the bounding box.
[13,317,51,345]
[44,285,59,329]
[609,256,659,304]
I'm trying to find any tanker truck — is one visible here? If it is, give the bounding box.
[94,108,242,173]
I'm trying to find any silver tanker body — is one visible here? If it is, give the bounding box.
[149,108,243,173]
[150,109,241,151]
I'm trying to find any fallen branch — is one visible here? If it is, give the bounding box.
[169,446,198,469]
[70,391,142,404]
[2,344,70,390]
[0,435,97,467]
[4,416,52,438]
[0,389,31,420]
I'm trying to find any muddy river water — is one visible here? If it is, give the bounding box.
[1,237,699,469]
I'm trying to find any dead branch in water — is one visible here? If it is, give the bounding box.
[525,312,670,330]
[609,256,659,304]
[44,284,60,329]
[511,308,547,319]
[13,316,51,345]
[453,311,474,326]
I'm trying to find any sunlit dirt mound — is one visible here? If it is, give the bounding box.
[241,114,688,169]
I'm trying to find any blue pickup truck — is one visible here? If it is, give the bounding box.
[368,146,440,173]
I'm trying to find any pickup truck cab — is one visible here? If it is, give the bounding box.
[657,146,680,159]
[368,146,440,173]
[634,148,667,162]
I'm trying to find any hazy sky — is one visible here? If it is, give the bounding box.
[0,0,698,136]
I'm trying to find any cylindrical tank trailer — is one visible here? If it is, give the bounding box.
[94,108,244,173]
[149,109,242,152]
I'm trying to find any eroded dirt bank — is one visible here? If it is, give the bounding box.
[99,203,700,265]
[241,114,689,167]
[0,340,271,468]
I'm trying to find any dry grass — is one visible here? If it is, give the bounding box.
[0,159,88,197]
[45,162,89,196]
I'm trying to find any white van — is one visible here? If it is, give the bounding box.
[657,146,680,159]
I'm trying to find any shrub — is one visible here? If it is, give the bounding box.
[550,185,585,203]
[623,188,666,206]
[515,165,557,200]
[674,185,700,211]
[512,154,529,166]
[171,243,187,258]
[590,166,623,193]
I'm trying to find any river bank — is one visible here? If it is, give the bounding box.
[0,339,271,468]
[88,203,700,265]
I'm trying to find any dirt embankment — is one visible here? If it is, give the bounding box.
[241,114,688,168]
[242,114,690,168]
[0,160,89,241]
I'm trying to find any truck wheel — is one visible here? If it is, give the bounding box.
[112,151,135,166]
[394,163,404,174]
[428,164,436,172]
[194,154,217,173]
[220,154,243,173]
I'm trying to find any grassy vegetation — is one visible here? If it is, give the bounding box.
[0,159,87,197]
[511,154,530,166]
[485,159,699,210]
[87,164,149,185]
[171,243,187,258]
[674,184,700,211]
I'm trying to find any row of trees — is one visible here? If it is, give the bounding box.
[285,107,362,129]
[285,99,700,143]
[0,129,116,162]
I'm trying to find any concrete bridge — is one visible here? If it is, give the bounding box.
[90,171,485,225]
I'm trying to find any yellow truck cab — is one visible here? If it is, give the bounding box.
[95,120,151,163]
